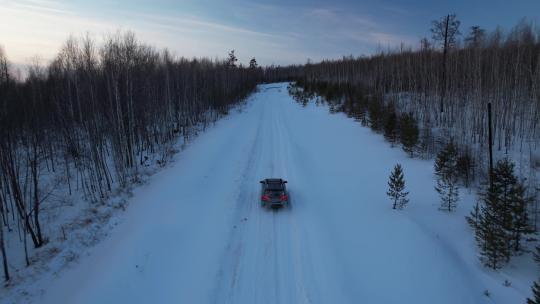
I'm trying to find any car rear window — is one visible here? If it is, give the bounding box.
[266,183,284,191]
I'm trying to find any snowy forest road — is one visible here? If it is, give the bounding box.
[38,83,485,304]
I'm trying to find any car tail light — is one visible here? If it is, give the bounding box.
[261,195,270,201]
[280,194,288,201]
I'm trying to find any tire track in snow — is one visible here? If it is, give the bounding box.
[274,99,316,304]
[211,99,267,303]
[212,87,318,304]
[213,85,350,304]
[276,94,353,303]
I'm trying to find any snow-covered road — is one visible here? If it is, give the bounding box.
[37,83,499,303]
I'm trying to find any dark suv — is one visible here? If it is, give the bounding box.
[259,178,289,209]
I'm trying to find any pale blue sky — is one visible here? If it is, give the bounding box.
[1,0,539,66]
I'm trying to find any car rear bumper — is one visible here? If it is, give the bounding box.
[262,200,288,208]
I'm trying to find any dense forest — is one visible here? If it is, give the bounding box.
[0,32,263,281]
[290,19,540,174]
[286,18,540,279]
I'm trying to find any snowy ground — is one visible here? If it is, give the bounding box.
[3,82,536,303]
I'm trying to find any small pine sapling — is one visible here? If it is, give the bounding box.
[387,164,409,210]
[434,141,459,212]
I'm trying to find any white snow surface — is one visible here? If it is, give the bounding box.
[8,82,535,303]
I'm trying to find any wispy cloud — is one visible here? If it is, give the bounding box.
[0,0,302,65]
[131,12,283,40]
[0,0,417,66]
[0,0,118,62]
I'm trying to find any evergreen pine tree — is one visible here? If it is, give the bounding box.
[490,158,532,254]
[249,58,258,69]
[527,281,540,304]
[466,201,480,229]
[399,113,419,156]
[434,141,458,177]
[436,176,459,212]
[368,97,383,131]
[387,164,409,209]
[493,158,516,255]
[456,148,474,187]
[474,158,533,269]
[227,50,238,68]
[476,183,509,269]
[510,181,532,252]
[434,141,459,211]
[527,246,540,304]
[383,108,399,145]
[419,126,435,157]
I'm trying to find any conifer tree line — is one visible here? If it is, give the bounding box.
[0,32,263,281]
[468,158,534,269]
[288,81,422,159]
